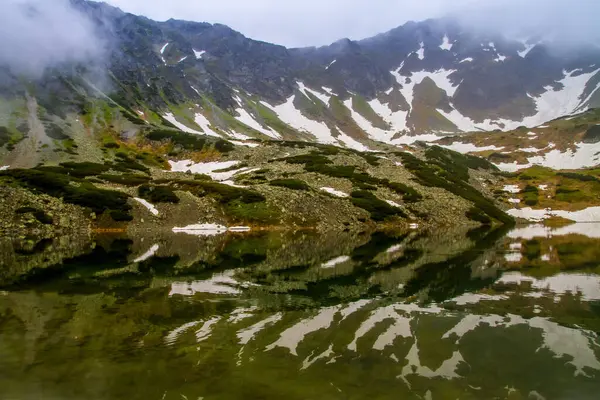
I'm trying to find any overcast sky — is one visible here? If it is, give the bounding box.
[104,0,480,47]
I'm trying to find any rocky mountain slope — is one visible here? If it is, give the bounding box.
[2,1,600,233]
[1,0,600,162]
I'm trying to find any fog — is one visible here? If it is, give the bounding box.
[0,0,598,79]
[0,0,106,78]
[104,0,600,48]
[453,0,600,47]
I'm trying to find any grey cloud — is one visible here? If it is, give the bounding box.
[105,0,474,47]
[0,0,106,78]
[453,0,600,47]
[106,0,600,48]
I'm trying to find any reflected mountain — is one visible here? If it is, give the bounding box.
[0,225,599,399]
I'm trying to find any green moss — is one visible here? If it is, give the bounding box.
[138,185,180,204]
[269,179,310,191]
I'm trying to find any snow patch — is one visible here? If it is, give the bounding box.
[297,82,331,105]
[0,165,10,171]
[230,140,259,148]
[496,141,600,171]
[191,113,222,138]
[169,160,253,181]
[322,256,351,269]
[440,142,503,153]
[237,313,283,346]
[344,98,394,143]
[326,59,337,69]
[368,98,408,133]
[439,35,453,51]
[416,42,425,60]
[503,185,521,194]
[507,206,600,222]
[170,271,241,296]
[449,293,509,305]
[134,198,159,216]
[386,200,402,208]
[265,306,340,356]
[234,105,280,139]
[508,223,600,239]
[518,43,536,58]
[172,223,228,236]
[498,272,600,301]
[193,49,206,59]
[269,96,336,144]
[459,57,473,63]
[320,187,349,198]
[336,131,371,152]
[133,244,159,263]
[519,68,600,128]
[163,113,203,135]
[505,252,523,263]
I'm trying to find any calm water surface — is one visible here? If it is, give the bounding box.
[0,224,599,399]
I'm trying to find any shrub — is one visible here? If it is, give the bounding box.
[171,180,265,204]
[523,239,541,260]
[110,210,134,222]
[224,200,280,224]
[98,174,151,186]
[146,129,233,152]
[466,207,491,224]
[387,182,423,202]
[2,169,132,218]
[522,185,539,206]
[398,152,513,225]
[15,207,53,224]
[213,163,248,173]
[45,123,69,140]
[350,190,406,221]
[33,210,54,225]
[555,186,586,202]
[557,172,599,182]
[269,179,310,191]
[58,162,111,177]
[138,185,180,203]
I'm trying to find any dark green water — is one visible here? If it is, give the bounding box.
[1,224,599,399]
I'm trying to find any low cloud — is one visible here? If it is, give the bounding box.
[105,0,600,49]
[0,0,106,78]
[452,0,600,47]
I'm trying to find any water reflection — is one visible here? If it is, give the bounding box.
[0,224,599,399]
